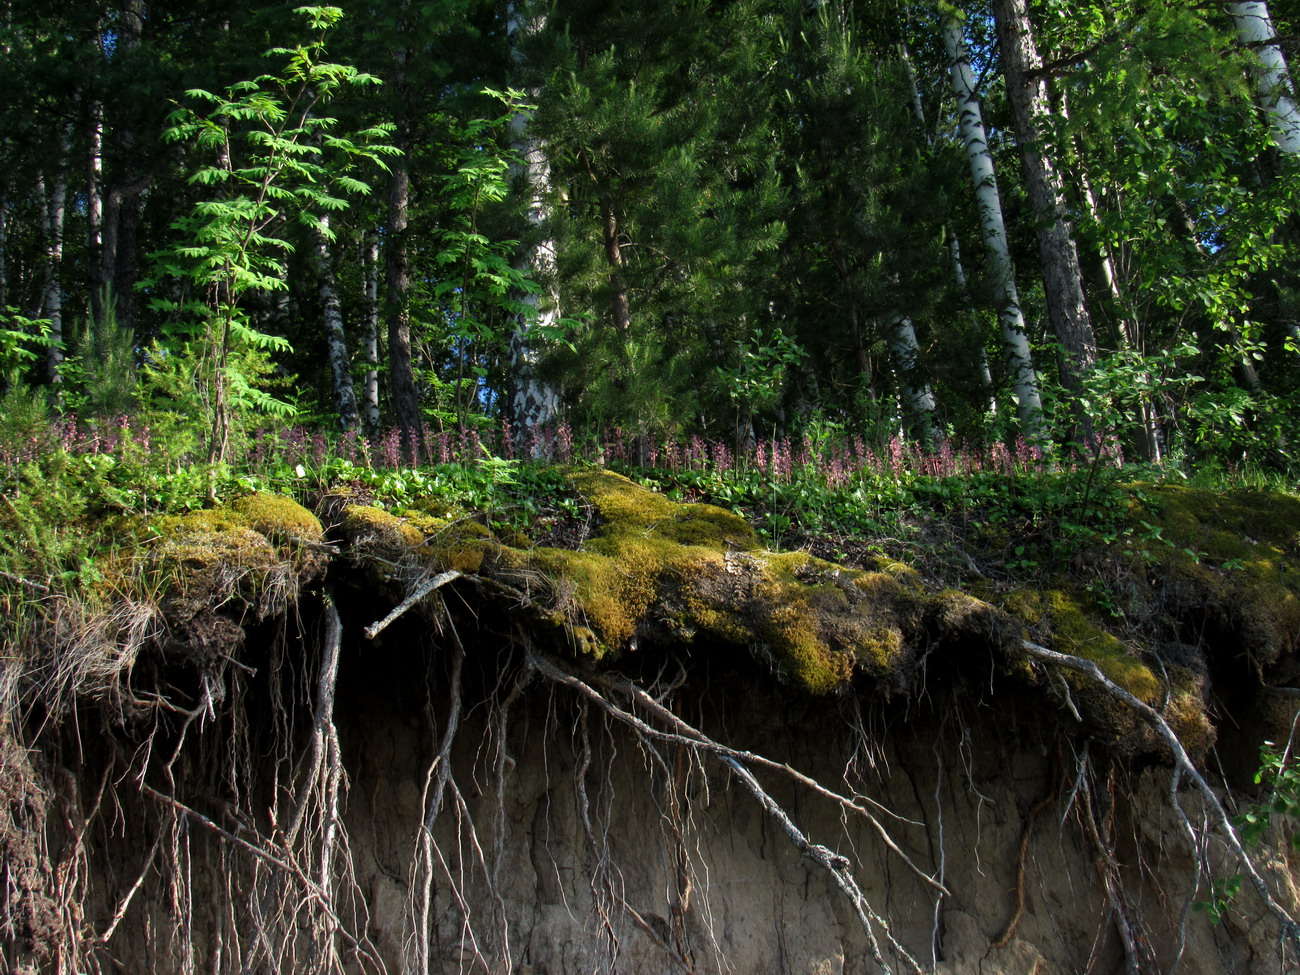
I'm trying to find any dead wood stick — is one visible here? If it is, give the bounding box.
[597,671,923,826]
[1022,640,1300,942]
[529,651,927,974]
[0,567,52,594]
[364,570,460,640]
[720,755,921,975]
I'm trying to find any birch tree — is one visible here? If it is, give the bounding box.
[312,214,361,432]
[1229,1,1300,155]
[943,11,1044,437]
[506,1,562,442]
[992,0,1098,440]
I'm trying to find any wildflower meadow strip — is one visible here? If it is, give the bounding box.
[3,411,1116,498]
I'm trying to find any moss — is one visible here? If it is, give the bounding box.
[229,493,323,545]
[1133,486,1300,667]
[506,471,949,692]
[1003,588,1160,703]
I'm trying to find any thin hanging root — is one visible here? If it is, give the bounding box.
[287,594,344,845]
[570,663,945,895]
[990,769,1057,950]
[720,756,921,975]
[1021,640,1300,943]
[525,651,924,975]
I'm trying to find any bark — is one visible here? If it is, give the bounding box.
[99,0,147,332]
[943,14,1045,437]
[992,0,1098,436]
[39,125,72,387]
[362,229,381,432]
[597,189,631,333]
[902,40,996,416]
[313,215,360,433]
[884,312,936,444]
[385,48,422,455]
[507,2,563,445]
[88,100,105,326]
[1229,1,1300,155]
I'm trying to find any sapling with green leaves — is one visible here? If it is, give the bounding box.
[145,5,396,468]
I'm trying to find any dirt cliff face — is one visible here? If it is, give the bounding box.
[3,474,1300,974]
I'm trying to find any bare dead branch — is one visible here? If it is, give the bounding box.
[364,570,461,640]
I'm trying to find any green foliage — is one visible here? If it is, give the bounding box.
[145,5,396,463]
[1197,739,1300,924]
[424,89,579,426]
[0,308,54,383]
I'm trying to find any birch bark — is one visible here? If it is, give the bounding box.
[884,312,936,443]
[39,125,72,386]
[1229,1,1300,154]
[943,14,1044,437]
[991,0,1098,436]
[507,2,563,443]
[313,215,360,432]
[900,40,995,416]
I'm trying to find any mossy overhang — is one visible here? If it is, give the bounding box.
[1127,485,1300,674]
[338,469,1024,697]
[140,493,326,625]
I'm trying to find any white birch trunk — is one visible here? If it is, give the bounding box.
[39,126,71,386]
[507,2,562,445]
[884,312,936,443]
[901,41,997,416]
[88,101,104,312]
[362,229,381,431]
[943,14,1044,437]
[992,0,1098,432]
[1229,1,1300,154]
[313,215,360,432]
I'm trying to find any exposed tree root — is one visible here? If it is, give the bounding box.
[524,647,931,975]
[1022,640,1300,950]
[990,751,1058,950]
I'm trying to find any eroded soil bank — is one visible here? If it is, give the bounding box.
[3,472,1300,974]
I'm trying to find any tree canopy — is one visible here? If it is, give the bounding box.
[0,0,1296,470]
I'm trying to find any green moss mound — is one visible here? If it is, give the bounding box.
[1132,486,1300,670]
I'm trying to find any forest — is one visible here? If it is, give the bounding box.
[0,0,1296,478]
[6,4,1300,974]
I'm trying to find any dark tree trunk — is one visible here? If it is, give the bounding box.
[385,68,422,456]
[993,0,1097,440]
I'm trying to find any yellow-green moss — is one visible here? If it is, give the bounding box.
[510,472,935,691]
[1133,486,1300,664]
[1002,588,1160,702]
[229,493,323,545]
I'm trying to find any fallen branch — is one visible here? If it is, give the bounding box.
[364,570,460,640]
[1021,640,1300,943]
[721,755,921,975]
[0,567,52,594]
